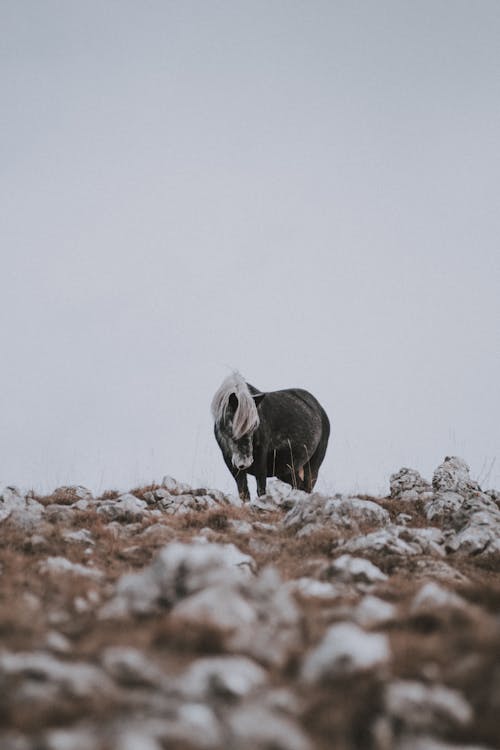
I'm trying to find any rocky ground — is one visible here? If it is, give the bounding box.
[0,456,499,750]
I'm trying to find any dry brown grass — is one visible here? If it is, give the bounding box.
[1,484,500,749]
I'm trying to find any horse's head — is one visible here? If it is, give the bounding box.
[212,374,266,472]
[222,391,264,471]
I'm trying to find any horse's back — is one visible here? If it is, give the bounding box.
[258,387,329,444]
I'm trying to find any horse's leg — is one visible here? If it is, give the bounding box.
[304,435,329,492]
[235,472,250,501]
[255,473,267,497]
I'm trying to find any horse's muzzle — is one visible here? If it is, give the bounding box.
[232,454,253,471]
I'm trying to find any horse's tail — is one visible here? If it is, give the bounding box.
[211,372,260,439]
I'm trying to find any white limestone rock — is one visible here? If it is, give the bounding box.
[410,581,470,614]
[0,652,115,700]
[425,491,464,522]
[390,467,433,502]
[0,486,44,530]
[353,595,397,628]
[326,554,388,584]
[101,541,255,618]
[43,727,99,750]
[62,529,95,545]
[39,557,103,581]
[101,646,164,688]
[337,525,445,557]
[284,493,389,531]
[161,475,192,495]
[227,703,312,750]
[432,456,479,494]
[385,679,473,733]
[97,493,148,522]
[173,567,301,667]
[286,577,343,599]
[178,656,267,700]
[302,622,390,682]
[250,480,309,512]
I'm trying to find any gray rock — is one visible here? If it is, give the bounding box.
[44,630,72,654]
[390,467,433,502]
[161,475,192,494]
[250,480,309,512]
[425,491,464,522]
[227,703,312,750]
[337,525,445,557]
[410,582,471,614]
[326,554,388,584]
[101,541,255,617]
[432,456,479,494]
[97,493,148,522]
[173,567,301,667]
[352,595,397,627]
[101,646,164,687]
[0,652,115,700]
[43,727,99,750]
[0,486,44,530]
[228,520,253,535]
[136,523,175,545]
[178,656,267,699]
[39,557,103,580]
[385,679,473,732]
[284,493,390,530]
[302,622,390,682]
[156,492,221,514]
[286,577,342,599]
[62,529,95,545]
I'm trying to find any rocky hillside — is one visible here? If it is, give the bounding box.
[0,457,499,750]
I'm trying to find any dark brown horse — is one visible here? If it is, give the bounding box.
[212,372,330,500]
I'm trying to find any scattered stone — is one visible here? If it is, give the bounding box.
[0,651,115,700]
[97,493,148,522]
[287,577,342,599]
[284,493,390,531]
[44,630,72,654]
[39,557,103,580]
[161,475,193,495]
[62,529,95,545]
[0,486,45,530]
[410,581,471,615]
[302,623,390,682]
[101,541,255,617]
[385,679,473,732]
[43,726,98,750]
[228,519,253,535]
[227,703,312,750]
[325,554,388,584]
[337,525,445,557]
[101,647,164,688]
[178,656,267,699]
[390,467,433,502]
[353,595,397,628]
[432,456,479,494]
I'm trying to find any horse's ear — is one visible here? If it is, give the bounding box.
[253,392,266,409]
[228,392,239,412]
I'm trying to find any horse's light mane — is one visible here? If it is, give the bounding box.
[211,372,260,439]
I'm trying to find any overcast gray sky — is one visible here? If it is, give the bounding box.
[1,1,499,496]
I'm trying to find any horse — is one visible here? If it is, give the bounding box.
[211,372,330,500]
